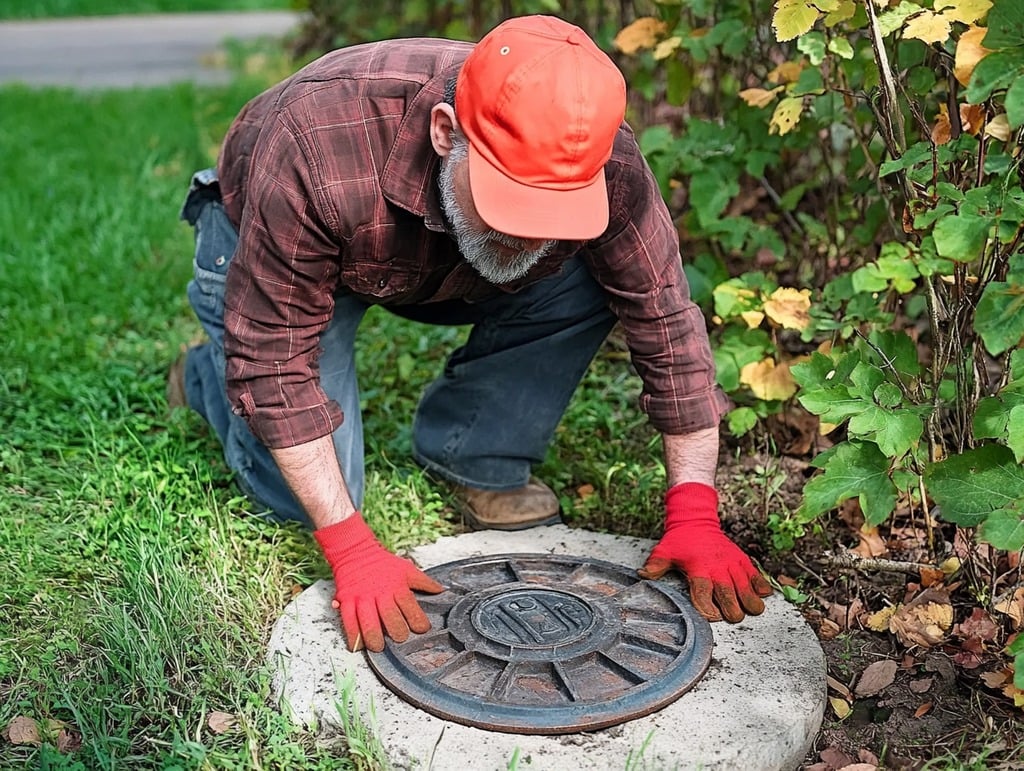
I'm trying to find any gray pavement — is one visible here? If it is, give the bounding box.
[0,11,303,88]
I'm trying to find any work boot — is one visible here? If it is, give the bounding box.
[455,478,562,531]
[166,350,189,411]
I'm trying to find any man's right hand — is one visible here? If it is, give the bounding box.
[314,512,444,652]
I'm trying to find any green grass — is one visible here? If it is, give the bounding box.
[0,49,662,770]
[0,0,294,20]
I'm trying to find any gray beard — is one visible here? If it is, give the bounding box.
[438,143,555,284]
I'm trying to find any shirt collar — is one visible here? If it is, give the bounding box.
[380,60,464,233]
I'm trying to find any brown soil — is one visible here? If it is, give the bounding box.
[715,438,1024,771]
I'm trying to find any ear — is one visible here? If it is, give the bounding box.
[430,103,459,158]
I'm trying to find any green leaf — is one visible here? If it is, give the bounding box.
[874,381,903,408]
[798,441,898,525]
[828,37,855,59]
[877,1,921,37]
[798,31,827,65]
[773,0,820,42]
[982,0,1024,49]
[849,361,886,401]
[926,444,1024,527]
[665,57,694,106]
[974,396,1010,438]
[869,329,922,376]
[974,279,1024,355]
[1009,403,1024,462]
[848,406,922,457]
[727,406,759,436]
[966,49,1024,104]
[933,213,991,262]
[977,508,1024,550]
[1006,74,1024,129]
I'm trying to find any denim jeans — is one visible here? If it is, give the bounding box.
[180,169,616,525]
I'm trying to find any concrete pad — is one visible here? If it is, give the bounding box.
[0,12,302,89]
[268,525,826,770]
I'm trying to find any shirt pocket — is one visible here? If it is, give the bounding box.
[339,223,420,300]
[192,201,239,299]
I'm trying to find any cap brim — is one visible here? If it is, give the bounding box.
[466,144,609,241]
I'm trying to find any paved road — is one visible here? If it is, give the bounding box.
[0,11,302,88]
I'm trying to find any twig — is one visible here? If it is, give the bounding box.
[822,548,935,576]
[992,580,1024,610]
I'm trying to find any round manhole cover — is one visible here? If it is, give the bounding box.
[365,553,714,734]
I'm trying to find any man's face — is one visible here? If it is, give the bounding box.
[438,137,555,284]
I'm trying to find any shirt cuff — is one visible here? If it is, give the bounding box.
[641,387,732,435]
[233,395,345,449]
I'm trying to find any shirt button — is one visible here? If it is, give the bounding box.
[215,256,226,267]
[378,277,388,287]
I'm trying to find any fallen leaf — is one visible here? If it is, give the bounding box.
[818,617,842,640]
[576,483,595,499]
[859,749,881,765]
[207,711,237,734]
[821,746,854,768]
[919,566,945,587]
[980,669,1011,689]
[867,605,898,632]
[827,674,854,700]
[939,557,962,577]
[994,588,1024,629]
[855,659,899,697]
[613,17,667,55]
[836,765,879,771]
[777,574,799,588]
[952,636,985,669]
[56,727,81,754]
[890,588,953,648]
[909,676,934,693]
[955,607,1000,642]
[5,716,41,746]
[829,696,853,719]
[822,597,867,631]
[852,526,889,558]
[914,701,933,718]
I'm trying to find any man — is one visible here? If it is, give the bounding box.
[173,15,772,653]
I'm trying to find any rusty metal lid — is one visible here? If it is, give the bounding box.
[365,553,714,734]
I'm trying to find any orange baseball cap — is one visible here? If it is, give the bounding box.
[456,15,627,241]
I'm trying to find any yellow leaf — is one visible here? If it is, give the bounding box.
[903,11,952,45]
[986,113,1011,142]
[740,358,798,401]
[773,0,820,42]
[829,696,852,719]
[935,0,992,24]
[614,17,667,55]
[960,103,986,135]
[763,287,812,330]
[955,26,993,86]
[867,605,898,632]
[939,556,961,576]
[825,0,858,26]
[739,86,785,108]
[770,97,805,135]
[653,35,682,60]
[767,61,804,84]
[741,310,766,328]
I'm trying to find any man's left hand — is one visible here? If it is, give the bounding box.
[638,481,773,622]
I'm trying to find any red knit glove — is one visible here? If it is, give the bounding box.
[314,512,444,652]
[638,482,772,622]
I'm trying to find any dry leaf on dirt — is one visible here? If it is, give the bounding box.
[822,597,867,631]
[56,727,81,754]
[909,676,933,693]
[955,607,1000,641]
[866,605,898,632]
[207,711,237,734]
[820,746,854,768]
[836,764,879,771]
[913,701,933,718]
[829,696,852,719]
[855,659,899,697]
[4,716,41,746]
[827,674,853,700]
[852,526,888,558]
[994,587,1024,629]
[889,587,953,648]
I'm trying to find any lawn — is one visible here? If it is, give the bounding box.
[0,0,293,20]
[0,50,667,766]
